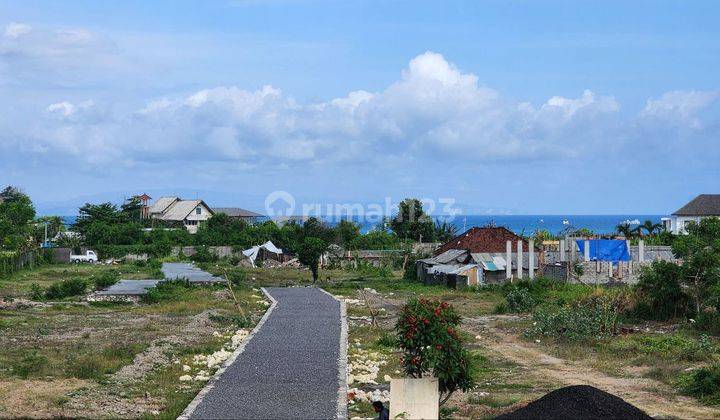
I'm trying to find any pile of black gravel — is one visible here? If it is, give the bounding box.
[496,385,653,420]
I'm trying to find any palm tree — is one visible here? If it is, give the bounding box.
[434,220,457,242]
[639,220,662,237]
[616,222,635,238]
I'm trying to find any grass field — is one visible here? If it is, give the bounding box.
[0,262,265,419]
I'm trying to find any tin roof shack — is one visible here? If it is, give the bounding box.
[417,227,541,287]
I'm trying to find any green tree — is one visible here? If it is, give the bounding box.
[334,219,361,248]
[297,237,327,283]
[635,261,689,320]
[672,218,720,315]
[0,186,36,250]
[390,198,436,242]
[434,220,457,243]
[34,216,65,245]
[616,222,635,239]
[302,217,334,243]
[635,219,662,237]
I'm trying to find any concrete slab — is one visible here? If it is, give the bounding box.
[161,262,223,283]
[96,279,161,296]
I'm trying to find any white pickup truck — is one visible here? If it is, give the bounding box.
[70,250,98,263]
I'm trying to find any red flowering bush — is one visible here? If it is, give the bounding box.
[396,298,476,404]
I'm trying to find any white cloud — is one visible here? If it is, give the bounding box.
[4,22,31,38]
[46,101,76,117]
[2,50,718,175]
[641,90,720,128]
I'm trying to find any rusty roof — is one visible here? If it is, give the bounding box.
[433,226,534,256]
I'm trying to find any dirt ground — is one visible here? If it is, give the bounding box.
[465,315,720,419]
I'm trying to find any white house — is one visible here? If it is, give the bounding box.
[147,196,213,233]
[662,194,720,234]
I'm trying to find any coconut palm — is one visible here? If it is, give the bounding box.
[434,220,458,242]
[637,220,662,237]
[616,222,635,238]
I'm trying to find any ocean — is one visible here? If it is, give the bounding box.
[61,214,662,235]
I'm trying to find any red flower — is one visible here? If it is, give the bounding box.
[423,318,430,325]
[436,344,443,350]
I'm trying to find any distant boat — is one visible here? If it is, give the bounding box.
[562,219,570,225]
[622,219,641,225]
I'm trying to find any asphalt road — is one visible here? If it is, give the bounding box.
[188,287,343,419]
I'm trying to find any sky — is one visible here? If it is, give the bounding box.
[1,0,719,216]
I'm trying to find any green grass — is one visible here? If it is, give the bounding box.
[0,263,161,298]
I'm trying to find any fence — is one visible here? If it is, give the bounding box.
[0,249,52,278]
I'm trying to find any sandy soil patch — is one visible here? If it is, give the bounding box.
[465,315,720,419]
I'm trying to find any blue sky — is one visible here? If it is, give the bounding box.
[1,0,718,215]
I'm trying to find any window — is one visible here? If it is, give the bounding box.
[196,206,202,215]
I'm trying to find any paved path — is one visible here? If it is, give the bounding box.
[186,287,345,419]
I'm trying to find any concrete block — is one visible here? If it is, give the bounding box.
[390,377,439,420]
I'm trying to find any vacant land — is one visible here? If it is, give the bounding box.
[320,274,720,419]
[0,262,266,419]
[3,261,720,419]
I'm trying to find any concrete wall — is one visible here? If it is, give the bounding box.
[171,246,240,258]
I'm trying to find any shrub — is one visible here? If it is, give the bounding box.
[527,293,623,341]
[396,298,476,405]
[44,278,87,300]
[696,311,720,335]
[190,246,218,263]
[683,365,720,404]
[29,283,44,300]
[141,279,193,303]
[147,258,163,278]
[505,287,536,312]
[634,261,689,320]
[93,271,120,290]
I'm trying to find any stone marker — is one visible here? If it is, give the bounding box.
[390,377,439,420]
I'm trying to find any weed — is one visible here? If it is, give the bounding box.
[45,278,87,300]
[526,294,622,341]
[141,279,193,304]
[29,282,44,300]
[505,287,535,313]
[374,330,396,348]
[12,351,49,378]
[209,313,251,328]
[93,270,120,290]
[682,365,720,404]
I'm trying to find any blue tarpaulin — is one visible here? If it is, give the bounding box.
[575,239,631,262]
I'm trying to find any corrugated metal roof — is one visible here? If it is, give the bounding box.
[419,249,467,265]
[149,196,178,214]
[471,252,535,270]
